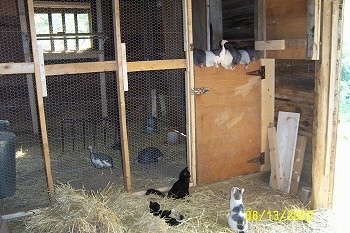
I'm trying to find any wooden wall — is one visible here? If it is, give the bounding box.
[275,59,315,185]
[222,0,255,41]
[0,0,24,63]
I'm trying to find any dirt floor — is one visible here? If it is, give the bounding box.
[0,118,187,215]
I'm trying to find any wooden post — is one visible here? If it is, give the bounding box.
[183,0,196,186]
[17,0,39,134]
[209,0,222,49]
[192,0,207,50]
[312,0,341,209]
[27,0,54,195]
[307,0,321,60]
[112,0,132,192]
[96,0,108,118]
[255,0,266,58]
[260,59,275,171]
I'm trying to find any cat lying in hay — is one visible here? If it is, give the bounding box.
[145,167,191,199]
[149,201,185,226]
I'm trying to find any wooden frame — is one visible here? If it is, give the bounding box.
[183,0,196,186]
[260,59,275,172]
[312,0,342,209]
[27,0,54,195]
[0,59,187,75]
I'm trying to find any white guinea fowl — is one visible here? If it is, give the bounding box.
[210,39,227,68]
[88,145,114,174]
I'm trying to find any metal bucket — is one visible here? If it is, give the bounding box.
[0,131,16,199]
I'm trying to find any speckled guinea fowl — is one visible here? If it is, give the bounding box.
[87,145,114,174]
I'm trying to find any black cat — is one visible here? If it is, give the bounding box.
[149,201,185,226]
[145,167,191,199]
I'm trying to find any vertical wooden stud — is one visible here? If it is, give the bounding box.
[307,0,321,60]
[96,0,108,118]
[27,0,54,195]
[260,59,275,172]
[183,0,196,186]
[17,0,39,134]
[112,0,132,192]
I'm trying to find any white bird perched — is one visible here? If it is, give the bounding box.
[205,50,220,68]
[205,39,226,68]
[88,145,114,174]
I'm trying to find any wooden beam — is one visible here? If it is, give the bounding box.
[0,62,34,74]
[33,1,90,9]
[127,59,186,72]
[255,0,266,57]
[307,0,321,60]
[113,0,132,192]
[0,59,187,76]
[184,0,196,186]
[312,0,341,210]
[27,0,54,195]
[260,59,275,172]
[255,40,285,50]
[266,39,307,59]
[17,0,39,134]
[96,0,108,118]
[44,61,116,76]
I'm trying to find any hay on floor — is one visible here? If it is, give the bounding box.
[13,176,339,233]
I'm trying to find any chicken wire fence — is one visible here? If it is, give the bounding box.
[0,0,188,214]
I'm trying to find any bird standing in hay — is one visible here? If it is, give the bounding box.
[87,145,114,175]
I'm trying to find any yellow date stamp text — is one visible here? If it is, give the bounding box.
[246,209,313,221]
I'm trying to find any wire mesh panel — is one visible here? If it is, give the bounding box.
[0,0,50,214]
[120,0,188,190]
[44,72,123,191]
[34,0,123,191]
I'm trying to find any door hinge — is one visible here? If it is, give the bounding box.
[247,152,265,165]
[246,66,265,79]
[191,87,209,95]
[190,43,194,51]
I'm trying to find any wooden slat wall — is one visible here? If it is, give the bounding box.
[275,59,316,186]
[222,0,255,40]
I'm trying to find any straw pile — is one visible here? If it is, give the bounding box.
[25,184,123,233]
[16,176,338,233]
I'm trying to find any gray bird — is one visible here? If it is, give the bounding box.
[88,145,114,174]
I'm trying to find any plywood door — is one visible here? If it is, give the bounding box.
[194,62,261,184]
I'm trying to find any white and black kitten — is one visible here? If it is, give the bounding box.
[149,201,185,226]
[146,167,191,199]
[227,187,248,233]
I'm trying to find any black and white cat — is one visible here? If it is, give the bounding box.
[146,167,191,199]
[227,187,248,233]
[149,201,185,226]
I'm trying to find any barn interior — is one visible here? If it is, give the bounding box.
[0,0,346,232]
